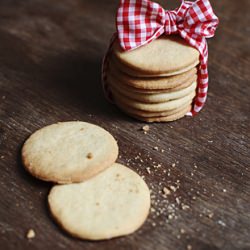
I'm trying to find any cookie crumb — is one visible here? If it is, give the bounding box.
[181,204,190,210]
[153,146,159,151]
[187,245,192,250]
[207,212,214,218]
[0,155,4,159]
[170,186,177,192]
[180,228,186,234]
[218,220,226,227]
[86,153,93,159]
[168,214,173,220]
[153,164,161,169]
[142,125,150,132]
[161,149,165,153]
[172,163,176,167]
[223,189,227,193]
[26,229,35,239]
[163,187,171,195]
[146,167,151,174]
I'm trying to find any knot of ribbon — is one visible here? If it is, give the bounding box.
[115,0,219,115]
[164,10,178,35]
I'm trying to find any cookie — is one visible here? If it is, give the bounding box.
[113,57,199,77]
[115,100,193,118]
[48,163,151,240]
[22,121,118,184]
[108,57,198,90]
[128,105,192,123]
[109,79,197,103]
[112,35,200,76]
[107,72,196,94]
[110,85,196,112]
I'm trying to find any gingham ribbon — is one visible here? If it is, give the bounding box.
[110,0,219,116]
[116,0,219,115]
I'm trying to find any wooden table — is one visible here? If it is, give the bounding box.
[0,1,249,249]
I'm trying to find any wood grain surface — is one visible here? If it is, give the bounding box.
[0,0,249,249]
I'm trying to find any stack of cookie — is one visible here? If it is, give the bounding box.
[106,35,200,122]
[22,122,150,241]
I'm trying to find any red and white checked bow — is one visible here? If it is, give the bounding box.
[115,0,219,115]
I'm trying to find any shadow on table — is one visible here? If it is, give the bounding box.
[0,29,38,74]
[37,49,128,121]
[0,28,132,122]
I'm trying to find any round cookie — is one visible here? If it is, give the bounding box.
[113,57,199,77]
[108,57,198,90]
[110,85,196,112]
[112,35,200,76]
[115,99,193,118]
[107,71,197,94]
[109,78,197,103]
[128,105,192,123]
[22,121,118,184]
[48,163,151,240]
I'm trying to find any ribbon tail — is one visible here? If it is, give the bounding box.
[178,29,209,116]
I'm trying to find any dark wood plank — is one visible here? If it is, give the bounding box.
[0,0,249,249]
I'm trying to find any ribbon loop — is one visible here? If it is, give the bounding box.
[164,11,178,35]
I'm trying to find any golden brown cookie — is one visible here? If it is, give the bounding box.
[108,57,198,90]
[115,99,193,118]
[107,70,197,94]
[48,163,151,240]
[112,35,200,76]
[22,122,118,184]
[110,85,196,112]
[108,78,197,103]
[127,105,192,123]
